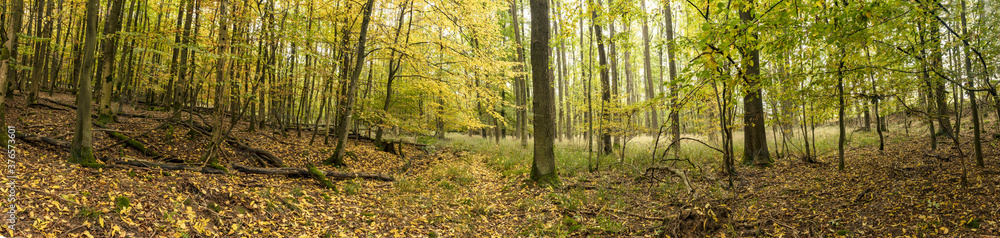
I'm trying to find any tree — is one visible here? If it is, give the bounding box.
[591,0,611,155]
[28,0,54,104]
[664,0,680,158]
[97,0,127,124]
[529,0,558,185]
[204,0,230,168]
[738,0,770,166]
[69,0,102,168]
[960,0,983,167]
[325,0,376,167]
[0,0,25,148]
[640,0,657,131]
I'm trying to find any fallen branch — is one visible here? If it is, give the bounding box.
[28,102,70,111]
[99,157,226,174]
[104,131,160,157]
[227,140,284,167]
[232,163,394,182]
[97,118,176,152]
[172,119,284,167]
[646,165,695,194]
[39,97,77,109]
[16,132,70,148]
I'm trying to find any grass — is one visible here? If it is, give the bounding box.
[437,123,885,179]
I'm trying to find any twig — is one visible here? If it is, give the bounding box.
[59,225,87,237]
[23,187,80,207]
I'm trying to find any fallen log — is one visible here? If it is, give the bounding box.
[99,157,226,174]
[28,102,70,111]
[171,119,285,167]
[227,140,284,167]
[16,132,70,148]
[232,164,394,182]
[40,97,77,109]
[104,131,160,157]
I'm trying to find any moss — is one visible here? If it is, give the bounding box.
[307,164,336,189]
[97,114,115,125]
[69,147,105,168]
[206,163,227,172]
[108,131,159,157]
[208,203,222,213]
[529,164,561,188]
[165,124,176,142]
[114,196,131,211]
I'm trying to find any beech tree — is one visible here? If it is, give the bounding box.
[69,0,101,167]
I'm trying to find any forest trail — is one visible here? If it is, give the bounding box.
[11,93,1000,237]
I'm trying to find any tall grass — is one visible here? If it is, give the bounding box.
[431,123,891,178]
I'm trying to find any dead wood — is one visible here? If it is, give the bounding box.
[646,165,695,195]
[29,102,70,111]
[227,139,285,167]
[232,164,394,182]
[99,157,226,174]
[171,119,284,167]
[16,132,70,148]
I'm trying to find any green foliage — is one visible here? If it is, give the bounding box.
[114,196,131,211]
[76,206,104,220]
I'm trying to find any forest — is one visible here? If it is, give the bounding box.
[2,0,999,236]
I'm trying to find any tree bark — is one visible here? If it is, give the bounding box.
[640,0,658,131]
[529,0,558,185]
[326,0,375,167]
[96,0,127,124]
[739,0,771,166]
[664,0,680,158]
[0,0,25,148]
[203,0,230,166]
[28,0,54,104]
[592,0,611,155]
[70,0,102,167]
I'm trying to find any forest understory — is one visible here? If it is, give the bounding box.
[11,93,1000,237]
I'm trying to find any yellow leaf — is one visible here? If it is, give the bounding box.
[99,217,105,228]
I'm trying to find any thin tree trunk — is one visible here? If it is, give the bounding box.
[640,0,657,131]
[97,0,126,124]
[326,0,375,166]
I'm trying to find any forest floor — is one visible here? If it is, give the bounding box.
[7,92,1000,237]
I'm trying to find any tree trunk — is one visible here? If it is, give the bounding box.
[958,0,983,167]
[326,0,375,167]
[70,0,102,167]
[837,52,846,171]
[664,0,680,158]
[0,0,25,148]
[529,0,558,185]
[640,0,657,131]
[203,0,230,166]
[28,0,54,104]
[739,0,771,166]
[510,0,529,147]
[96,0,126,124]
[592,0,611,156]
